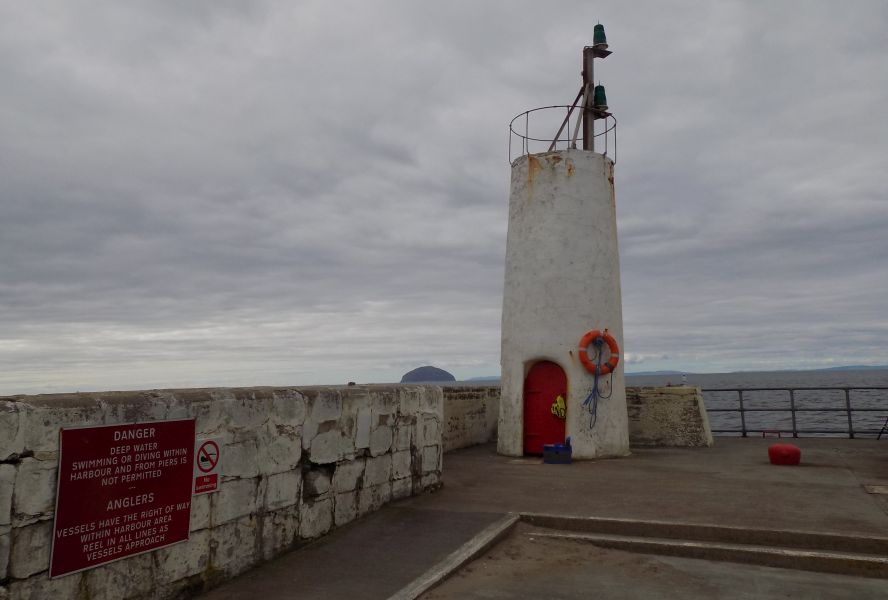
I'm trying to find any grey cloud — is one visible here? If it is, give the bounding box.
[1,1,886,394]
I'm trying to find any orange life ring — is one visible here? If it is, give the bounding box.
[578,329,620,375]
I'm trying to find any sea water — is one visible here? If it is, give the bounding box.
[625,370,888,437]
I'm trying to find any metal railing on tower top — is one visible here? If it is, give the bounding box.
[508,105,617,164]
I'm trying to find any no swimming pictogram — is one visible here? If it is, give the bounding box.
[193,437,222,495]
[197,440,219,473]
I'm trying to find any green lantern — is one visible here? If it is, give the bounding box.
[593,24,608,48]
[593,84,608,110]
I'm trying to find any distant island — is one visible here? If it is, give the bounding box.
[401,366,456,383]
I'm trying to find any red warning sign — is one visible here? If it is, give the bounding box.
[50,419,195,578]
[193,438,222,495]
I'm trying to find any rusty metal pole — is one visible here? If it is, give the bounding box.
[582,47,595,151]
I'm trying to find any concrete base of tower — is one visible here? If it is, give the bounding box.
[497,356,630,459]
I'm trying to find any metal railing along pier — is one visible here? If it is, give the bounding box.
[702,387,888,438]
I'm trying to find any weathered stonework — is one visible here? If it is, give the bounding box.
[261,506,299,560]
[299,498,332,539]
[441,386,499,451]
[333,491,358,526]
[0,465,14,526]
[1,527,9,580]
[626,386,714,447]
[0,384,443,600]
[213,478,259,525]
[332,458,364,493]
[154,529,210,583]
[265,470,301,511]
[12,458,57,525]
[0,402,23,461]
[211,516,258,577]
[85,552,154,600]
[9,521,51,579]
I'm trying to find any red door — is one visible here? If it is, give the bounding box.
[523,361,567,455]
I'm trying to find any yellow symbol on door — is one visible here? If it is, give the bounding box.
[550,395,566,419]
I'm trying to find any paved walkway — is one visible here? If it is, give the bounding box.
[200,439,888,599]
[424,523,888,600]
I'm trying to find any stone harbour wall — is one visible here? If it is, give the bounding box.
[439,384,713,451]
[626,386,714,448]
[441,386,499,452]
[0,385,443,600]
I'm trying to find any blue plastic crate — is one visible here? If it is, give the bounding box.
[543,437,572,464]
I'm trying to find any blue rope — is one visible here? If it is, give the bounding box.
[582,337,605,429]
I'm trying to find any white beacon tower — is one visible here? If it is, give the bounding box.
[499,27,629,459]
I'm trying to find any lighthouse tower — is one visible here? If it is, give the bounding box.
[499,27,629,459]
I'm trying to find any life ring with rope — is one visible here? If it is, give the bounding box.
[578,329,620,375]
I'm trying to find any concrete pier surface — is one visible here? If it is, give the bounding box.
[199,439,888,599]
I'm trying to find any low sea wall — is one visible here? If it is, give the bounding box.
[626,386,714,447]
[441,386,499,451]
[439,384,712,451]
[0,385,443,600]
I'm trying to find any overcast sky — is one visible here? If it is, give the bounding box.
[1,1,887,395]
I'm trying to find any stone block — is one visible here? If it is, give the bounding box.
[212,515,259,577]
[334,491,357,527]
[420,387,443,417]
[85,552,154,600]
[271,389,308,426]
[299,498,332,539]
[0,402,23,460]
[369,390,396,414]
[422,416,440,444]
[192,393,231,437]
[393,422,412,450]
[358,482,392,516]
[228,390,276,433]
[266,471,302,511]
[256,422,302,475]
[392,450,412,480]
[309,430,353,465]
[303,469,331,498]
[421,473,441,490]
[422,445,440,473]
[9,520,51,579]
[333,458,365,493]
[364,455,392,487]
[13,458,57,523]
[7,572,81,600]
[392,477,412,500]
[213,478,258,525]
[398,388,421,416]
[0,528,8,580]
[309,391,344,423]
[261,505,299,561]
[155,528,210,583]
[23,401,103,453]
[190,493,211,532]
[102,393,168,425]
[354,407,371,449]
[222,439,260,478]
[0,465,14,526]
[163,394,194,421]
[369,425,392,457]
[303,392,343,447]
